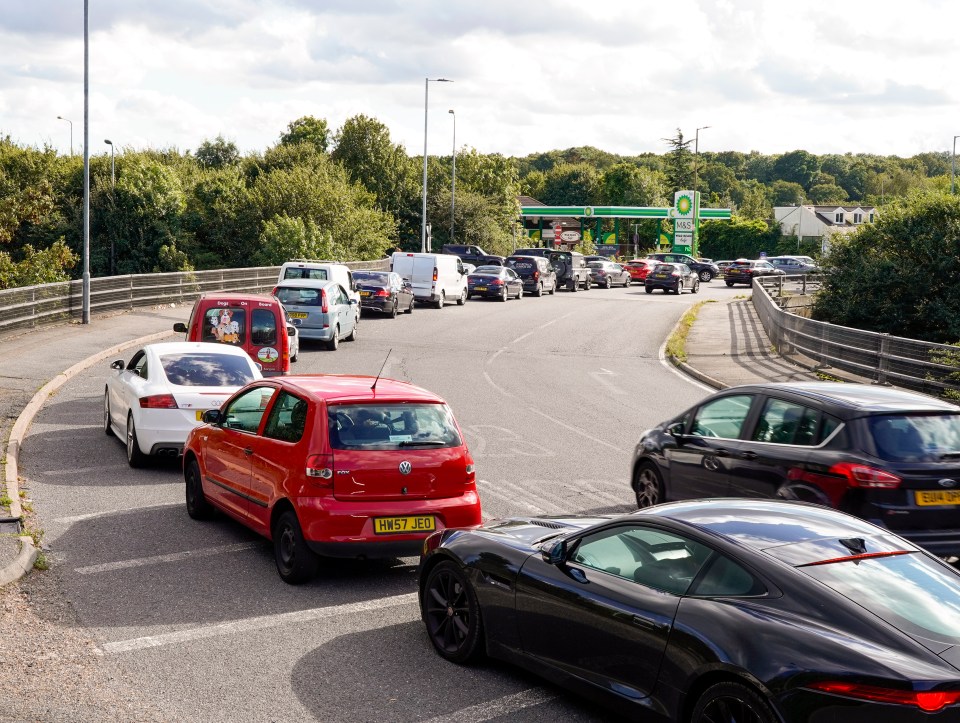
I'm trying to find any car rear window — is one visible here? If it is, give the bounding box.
[202,307,245,345]
[507,259,536,272]
[353,272,389,285]
[159,352,255,386]
[653,264,676,273]
[276,287,322,306]
[328,403,463,450]
[800,553,960,644]
[283,268,328,280]
[867,414,960,462]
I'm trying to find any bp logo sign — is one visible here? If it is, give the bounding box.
[676,194,693,216]
[584,207,594,217]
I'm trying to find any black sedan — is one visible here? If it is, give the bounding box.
[352,270,414,317]
[644,262,700,294]
[466,266,524,301]
[419,499,960,722]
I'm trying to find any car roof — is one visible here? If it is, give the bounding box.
[722,381,960,413]
[197,292,278,304]
[276,279,342,290]
[143,341,253,358]
[270,374,446,404]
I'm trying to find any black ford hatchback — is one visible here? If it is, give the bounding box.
[631,382,960,557]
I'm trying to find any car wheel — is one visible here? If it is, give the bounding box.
[624,277,631,287]
[633,462,664,508]
[406,297,415,314]
[327,327,339,351]
[273,510,320,584]
[535,283,543,297]
[568,278,578,292]
[604,278,612,289]
[726,280,735,287]
[584,277,592,290]
[184,458,213,520]
[422,560,485,664]
[457,288,467,306]
[290,342,299,362]
[645,286,653,294]
[345,320,358,342]
[390,300,398,318]
[699,269,714,282]
[436,291,445,309]
[103,391,113,437]
[549,281,556,295]
[499,286,508,302]
[126,414,148,468]
[691,682,778,723]
[517,287,523,299]
[692,279,700,294]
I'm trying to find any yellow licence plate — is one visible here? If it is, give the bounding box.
[288,312,308,319]
[475,286,487,291]
[360,290,371,297]
[916,490,960,506]
[373,515,436,534]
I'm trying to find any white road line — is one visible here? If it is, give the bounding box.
[102,592,419,654]
[476,479,548,514]
[422,687,557,723]
[482,370,517,399]
[527,408,629,454]
[54,500,182,524]
[75,542,260,575]
[657,313,714,393]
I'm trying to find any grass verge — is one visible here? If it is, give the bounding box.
[665,299,716,364]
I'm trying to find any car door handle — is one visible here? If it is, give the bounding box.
[740,451,758,460]
[631,615,656,631]
[713,448,730,457]
[243,447,254,456]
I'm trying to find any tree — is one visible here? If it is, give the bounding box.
[772,150,820,189]
[699,217,780,260]
[662,129,693,191]
[195,136,240,169]
[599,163,666,206]
[0,239,77,289]
[807,183,848,204]
[542,162,599,205]
[769,180,806,206]
[279,116,330,153]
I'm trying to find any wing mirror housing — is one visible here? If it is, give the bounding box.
[110,359,125,370]
[201,409,222,424]
[173,322,187,333]
[541,538,567,565]
[287,326,296,336]
[667,421,686,437]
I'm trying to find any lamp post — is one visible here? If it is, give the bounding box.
[57,115,74,156]
[448,109,456,243]
[421,77,453,253]
[105,139,115,275]
[81,0,90,324]
[693,125,711,196]
[952,135,960,195]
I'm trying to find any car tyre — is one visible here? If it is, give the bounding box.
[390,300,398,318]
[184,458,213,520]
[290,343,299,362]
[692,279,700,294]
[726,280,735,287]
[548,281,556,295]
[604,277,612,289]
[624,277,631,288]
[126,414,148,468]
[436,292,445,309]
[327,327,339,351]
[422,560,485,664]
[516,287,523,299]
[633,462,664,508]
[535,283,543,297]
[273,509,320,584]
[345,320,358,342]
[645,286,653,294]
[698,269,714,282]
[691,682,778,723]
[500,287,508,302]
[584,276,592,290]
[568,278,578,292]
[675,282,684,295]
[103,392,114,437]
[406,296,415,314]
[457,289,467,306]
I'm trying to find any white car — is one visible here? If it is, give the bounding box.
[104,342,262,467]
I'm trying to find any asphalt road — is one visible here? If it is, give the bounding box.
[20,281,741,722]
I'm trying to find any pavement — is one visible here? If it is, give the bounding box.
[0,295,819,588]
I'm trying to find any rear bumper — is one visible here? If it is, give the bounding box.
[468,287,505,298]
[360,298,394,313]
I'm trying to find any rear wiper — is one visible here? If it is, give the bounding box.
[398,440,445,447]
[937,451,960,460]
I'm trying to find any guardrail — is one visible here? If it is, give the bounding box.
[0,260,389,337]
[753,275,960,398]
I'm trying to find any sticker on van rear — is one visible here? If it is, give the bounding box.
[257,347,279,363]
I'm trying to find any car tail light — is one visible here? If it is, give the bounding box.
[465,456,476,484]
[271,286,279,296]
[807,682,960,712]
[490,279,503,286]
[829,462,902,489]
[139,394,178,409]
[532,270,540,281]
[374,289,390,297]
[321,289,329,313]
[433,267,438,282]
[305,453,334,486]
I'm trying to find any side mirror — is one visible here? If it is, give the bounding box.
[110,359,125,370]
[541,539,567,565]
[287,326,296,336]
[667,421,685,437]
[173,322,187,333]
[349,298,358,305]
[202,409,222,424]
[403,280,412,288]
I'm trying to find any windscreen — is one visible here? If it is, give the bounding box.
[283,267,328,280]
[328,403,462,450]
[275,287,322,307]
[353,272,389,285]
[868,414,960,462]
[159,352,255,386]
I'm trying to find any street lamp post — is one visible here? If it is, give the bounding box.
[57,115,74,156]
[421,77,452,253]
[952,135,960,195]
[81,0,90,324]
[105,139,115,274]
[448,109,456,243]
[693,125,711,196]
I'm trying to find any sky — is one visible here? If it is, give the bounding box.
[2,0,959,161]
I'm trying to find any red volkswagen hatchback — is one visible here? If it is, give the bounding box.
[182,375,481,583]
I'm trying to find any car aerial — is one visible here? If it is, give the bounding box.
[644,262,700,295]
[723,259,786,286]
[503,255,558,296]
[647,252,719,282]
[351,270,414,318]
[767,255,821,274]
[624,258,657,282]
[419,498,960,722]
[184,374,481,583]
[629,381,960,558]
[273,280,358,351]
[586,260,632,288]
[440,244,504,267]
[512,248,592,292]
[466,265,524,301]
[104,341,262,467]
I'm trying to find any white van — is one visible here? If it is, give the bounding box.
[276,260,360,323]
[390,252,468,308]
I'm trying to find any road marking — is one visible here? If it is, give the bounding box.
[54,500,183,524]
[482,370,517,399]
[422,687,557,723]
[75,541,260,575]
[657,310,714,393]
[527,408,629,454]
[476,479,552,515]
[102,593,419,654]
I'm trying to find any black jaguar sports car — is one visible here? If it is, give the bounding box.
[418,499,960,722]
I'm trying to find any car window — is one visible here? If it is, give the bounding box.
[202,307,245,345]
[222,386,277,433]
[276,287,321,306]
[128,350,147,377]
[691,555,766,597]
[867,414,960,462]
[691,394,754,439]
[570,526,712,595]
[262,392,309,443]
[328,403,462,450]
[283,268,328,281]
[354,271,389,285]
[251,308,277,346]
[751,398,819,445]
[159,352,256,387]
